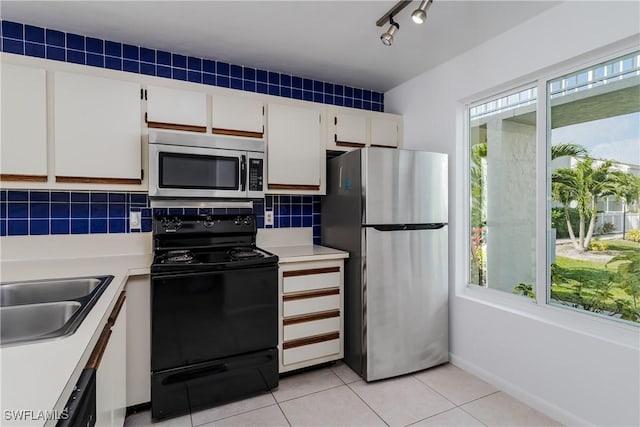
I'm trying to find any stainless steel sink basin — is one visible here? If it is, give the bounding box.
[0,302,81,345]
[1,278,102,306]
[0,275,114,346]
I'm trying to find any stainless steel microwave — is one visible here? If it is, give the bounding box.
[148,129,265,201]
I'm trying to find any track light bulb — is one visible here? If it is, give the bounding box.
[380,17,399,46]
[411,0,432,24]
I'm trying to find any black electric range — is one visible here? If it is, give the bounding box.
[150,214,279,420]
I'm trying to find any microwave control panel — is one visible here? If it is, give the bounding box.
[248,159,264,191]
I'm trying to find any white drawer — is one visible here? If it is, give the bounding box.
[283,315,340,341]
[283,293,340,317]
[283,268,340,294]
[283,339,341,365]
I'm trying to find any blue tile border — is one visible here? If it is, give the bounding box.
[0,191,321,241]
[0,19,384,112]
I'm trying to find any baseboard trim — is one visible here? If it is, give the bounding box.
[449,353,593,427]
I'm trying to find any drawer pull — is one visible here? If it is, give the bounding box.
[283,266,340,278]
[283,332,340,350]
[283,309,340,326]
[283,287,339,301]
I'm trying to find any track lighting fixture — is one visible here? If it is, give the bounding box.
[380,16,400,46]
[376,0,434,46]
[411,0,433,24]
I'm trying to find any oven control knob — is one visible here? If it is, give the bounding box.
[203,216,215,228]
[234,216,242,226]
[243,217,252,225]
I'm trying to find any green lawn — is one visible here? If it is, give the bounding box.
[551,239,640,323]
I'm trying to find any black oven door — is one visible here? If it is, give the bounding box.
[151,264,278,372]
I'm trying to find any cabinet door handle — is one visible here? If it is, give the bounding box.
[108,291,126,325]
[86,325,112,369]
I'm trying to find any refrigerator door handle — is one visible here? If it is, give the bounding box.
[367,223,447,231]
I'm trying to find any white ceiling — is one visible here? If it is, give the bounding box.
[1,1,560,93]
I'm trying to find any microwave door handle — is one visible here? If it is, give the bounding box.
[240,155,247,192]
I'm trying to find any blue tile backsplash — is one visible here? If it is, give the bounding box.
[0,20,384,112]
[0,191,322,244]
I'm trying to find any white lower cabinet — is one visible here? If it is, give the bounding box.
[279,259,344,373]
[93,292,127,427]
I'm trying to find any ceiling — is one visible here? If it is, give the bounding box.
[1,1,560,93]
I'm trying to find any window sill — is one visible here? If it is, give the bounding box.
[456,284,640,350]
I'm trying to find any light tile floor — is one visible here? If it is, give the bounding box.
[124,362,562,427]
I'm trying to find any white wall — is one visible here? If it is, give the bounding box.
[386,2,640,426]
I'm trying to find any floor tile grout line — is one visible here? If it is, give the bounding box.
[192,403,282,427]
[457,403,491,427]
[275,402,293,427]
[190,394,278,426]
[401,406,471,427]
[274,382,345,404]
[344,382,391,427]
[411,374,460,408]
[456,389,502,408]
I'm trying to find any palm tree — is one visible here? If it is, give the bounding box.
[551,143,587,160]
[610,172,640,239]
[552,158,618,251]
[550,143,587,247]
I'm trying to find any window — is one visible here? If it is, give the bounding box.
[468,86,537,297]
[548,51,640,324]
[467,50,640,325]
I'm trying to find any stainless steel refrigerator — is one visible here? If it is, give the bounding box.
[322,147,448,381]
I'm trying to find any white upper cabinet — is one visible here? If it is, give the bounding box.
[146,86,207,131]
[332,110,368,148]
[267,103,323,193]
[328,108,402,151]
[1,63,47,180]
[212,95,264,137]
[370,114,400,148]
[54,71,142,183]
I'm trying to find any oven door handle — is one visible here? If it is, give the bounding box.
[240,155,247,192]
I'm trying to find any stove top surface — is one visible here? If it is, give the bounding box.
[151,214,278,273]
[152,245,277,272]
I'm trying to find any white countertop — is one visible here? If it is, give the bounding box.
[0,254,152,427]
[264,244,349,263]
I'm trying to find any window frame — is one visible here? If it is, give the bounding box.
[458,42,640,339]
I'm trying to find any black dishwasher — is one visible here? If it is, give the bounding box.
[56,368,96,427]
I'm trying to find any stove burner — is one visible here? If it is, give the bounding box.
[229,247,264,260]
[162,250,196,264]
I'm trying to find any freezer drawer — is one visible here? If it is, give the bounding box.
[364,226,449,381]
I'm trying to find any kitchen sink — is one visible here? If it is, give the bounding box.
[0,275,113,346]
[1,278,103,306]
[1,302,81,345]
